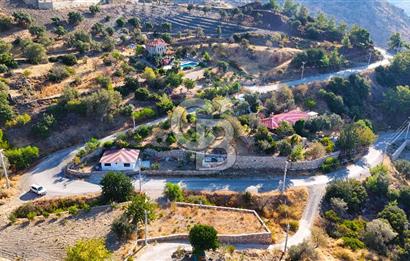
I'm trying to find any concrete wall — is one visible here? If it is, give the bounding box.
[66,149,340,178]
[143,148,189,161]
[36,0,101,9]
[101,161,140,171]
[22,0,39,7]
[231,152,340,171]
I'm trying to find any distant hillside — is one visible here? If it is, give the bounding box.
[296,0,410,47]
[386,0,410,15]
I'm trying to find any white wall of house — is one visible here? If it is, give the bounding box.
[101,161,140,171]
[147,44,167,56]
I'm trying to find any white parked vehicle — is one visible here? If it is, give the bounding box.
[30,184,47,195]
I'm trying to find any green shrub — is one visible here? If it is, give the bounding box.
[66,238,111,261]
[166,132,176,144]
[132,108,156,122]
[225,245,235,254]
[189,224,219,257]
[184,195,211,205]
[68,11,83,26]
[320,137,335,153]
[395,160,410,178]
[320,157,340,173]
[27,211,36,221]
[5,113,31,127]
[288,220,299,232]
[8,213,16,224]
[0,64,8,73]
[55,208,64,217]
[96,75,113,90]
[68,205,79,215]
[5,145,39,170]
[112,216,135,240]
[164,182,184,201]
[23,42,47,64]
[32,113,56,138]
[342,237,365,250]
[59,54,77,66]
[324,179,367,214]
[48,65,73,82]
[278,140,292,157]
[134,87,152,101]
[324,210,341,223]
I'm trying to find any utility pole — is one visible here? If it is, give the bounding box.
[144,210,148,245]
[283,221,290,254]
[281,161,289,194]
[139,169,142,193]
[368,51,372,65]
[0,149,10,189]
[300,62,306,80]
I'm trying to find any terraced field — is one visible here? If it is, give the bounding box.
[163,14,254,37]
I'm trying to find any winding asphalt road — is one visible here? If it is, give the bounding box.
[244,48,392,93]
[19,48,394,259]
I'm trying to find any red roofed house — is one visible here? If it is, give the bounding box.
[260,109,316,130]
[146,38,168,56]
[100,148,141,171]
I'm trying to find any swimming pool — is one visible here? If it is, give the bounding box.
[180,61,199,70]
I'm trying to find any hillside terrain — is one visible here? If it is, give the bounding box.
[387,0,410,15]
[297,0,410,47]
[0,1,409,260]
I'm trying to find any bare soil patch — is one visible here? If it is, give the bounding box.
[186,188,309,243]
[148,204,266,237]
[0,204,123,261]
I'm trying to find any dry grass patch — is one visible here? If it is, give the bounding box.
[147,204,266,237]
[185,188,308,243]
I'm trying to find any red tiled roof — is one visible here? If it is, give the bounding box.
[146,38,167,47]
[100,148,140,164]
[260,109,309,129]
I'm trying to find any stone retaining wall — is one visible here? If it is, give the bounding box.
[232,152,340,171]
[65,151,341,178]
[143,148,189,161]
[134,202,272,245]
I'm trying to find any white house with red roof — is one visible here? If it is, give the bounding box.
[146,38,168,56]
[99,148,141,171]
[260,109,317,130]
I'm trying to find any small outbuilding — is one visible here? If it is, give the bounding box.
[99,148,141,171]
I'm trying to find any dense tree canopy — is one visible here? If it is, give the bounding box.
[100,172,134,203]
[324,179,368,214]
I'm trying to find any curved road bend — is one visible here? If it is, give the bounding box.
[19,48,393,258]
[243,48,392,93]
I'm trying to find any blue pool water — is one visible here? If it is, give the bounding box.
[180,61,199,69]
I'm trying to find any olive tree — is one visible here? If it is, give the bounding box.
[100,172,133,203]
[189,224,219,257]
[363,219,397,255]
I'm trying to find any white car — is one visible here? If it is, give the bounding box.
[30,184,47,196]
